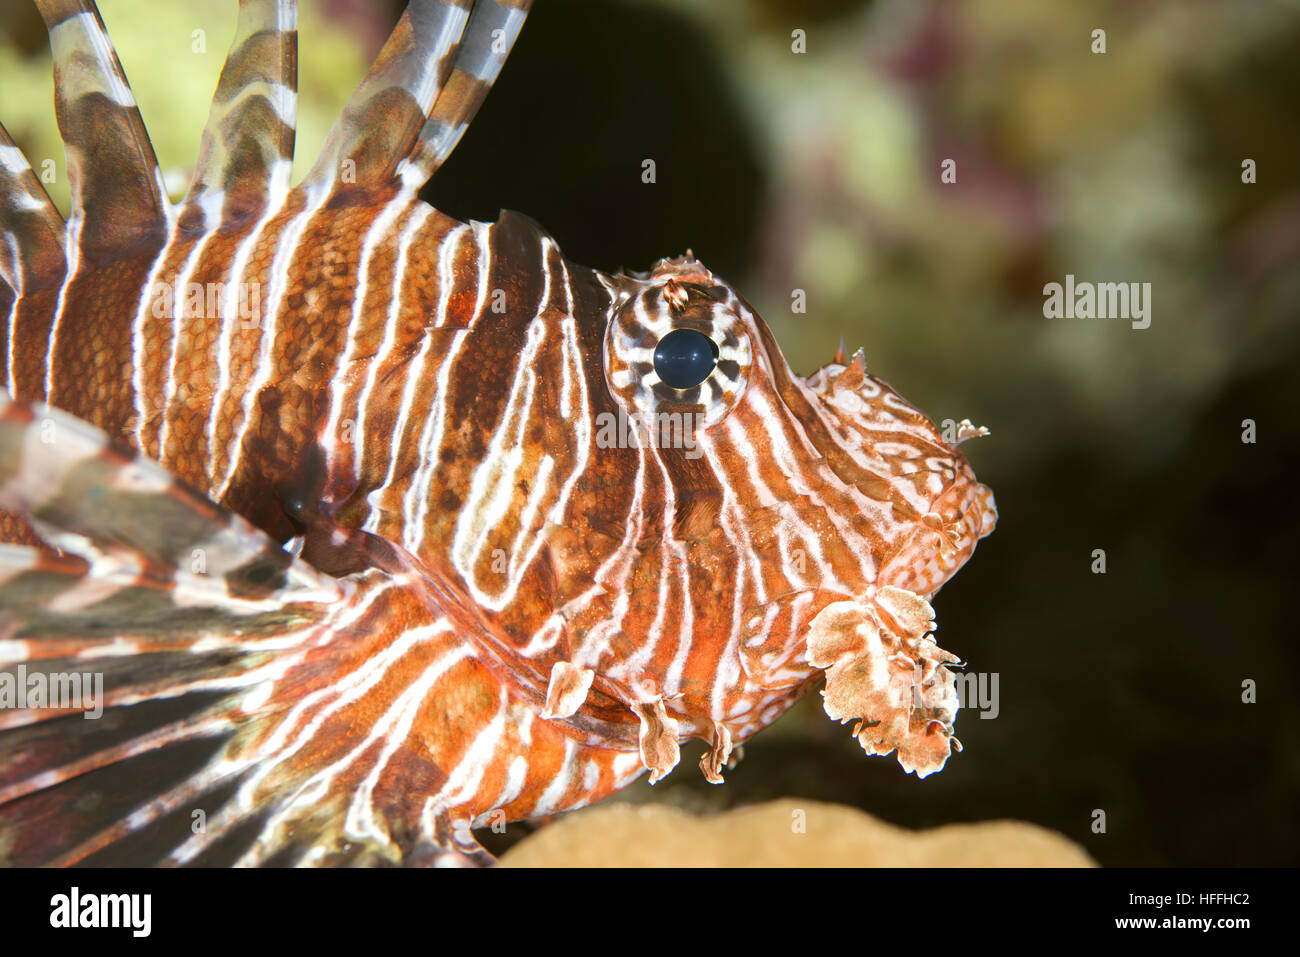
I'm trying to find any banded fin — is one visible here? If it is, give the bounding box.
[0,124,67,295]
[0,391,332,866]
[303,0,531,196]
[401,0,532,187]
[36,0,169,262]
[179,0,298,231]
[0,393,334,605]
[0,394,487,866]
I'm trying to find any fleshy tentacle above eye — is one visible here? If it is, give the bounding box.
[180,0,299,232]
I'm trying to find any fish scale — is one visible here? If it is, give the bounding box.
[0,0,996,865]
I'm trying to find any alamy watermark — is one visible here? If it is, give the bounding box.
[595,406,706,460]
[914,670,1000,719]
[50,887,150,937]
[1043,274,1151,329]
[0,665,104,719]
[148,275,262,328]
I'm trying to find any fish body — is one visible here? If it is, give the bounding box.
[0,1,995,865]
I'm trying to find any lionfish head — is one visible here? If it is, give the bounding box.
[594,251,997,778]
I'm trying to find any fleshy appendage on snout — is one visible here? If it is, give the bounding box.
[804,587,962,778]
[801,468,995,778]
[797,349,997,777]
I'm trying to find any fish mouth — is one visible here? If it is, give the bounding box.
[941,472,999,562]
[875,468,998,598]
[966,478,999,542]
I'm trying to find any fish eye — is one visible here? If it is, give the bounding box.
[653,329,718,390]
[604,273,752,429]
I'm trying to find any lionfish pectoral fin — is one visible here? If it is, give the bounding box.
[0,123,67,297]
[179,0,298,230]
[0,538,320,867]
[0,394,485,866]
[0,391,328,865]
[302,0,533,197]
[35,0,169,262]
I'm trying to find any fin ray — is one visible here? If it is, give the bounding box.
[181,0,298,230]
[303,0,533,196]
[0,395,491,866]
[0,124,67,295]
[35,0,169,262]
[400,0,533,190]
[302,0,473,194]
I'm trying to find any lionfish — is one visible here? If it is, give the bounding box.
[0,0,996,866]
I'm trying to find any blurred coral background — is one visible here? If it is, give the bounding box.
[2,0,1296,865]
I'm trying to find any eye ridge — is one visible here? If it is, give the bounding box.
[653,328,719,390]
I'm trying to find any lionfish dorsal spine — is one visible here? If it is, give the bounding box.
[35,0,170,262]
[179,0,299,231]
[302,0,532,197]
[0,123,66,297]
[400,0,532,188]
[300,0,469,195]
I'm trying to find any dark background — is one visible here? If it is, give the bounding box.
[4,0,1296,866]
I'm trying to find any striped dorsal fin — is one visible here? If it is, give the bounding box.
[35,0,169,263]
[399,0,532,187]
[0,123,67,295]
[178,0,298,232]
[302,0,532,196]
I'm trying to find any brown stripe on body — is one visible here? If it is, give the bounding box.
[208,189,396,535]
[157,230,256,490]
[161,205,305,482]
[485,259,646,662]
[328,210,473,519]
[0,289,10,354]
[463,235,592,639]
[125,233,203,461]
[313,200,433,495]
[5,287,58,402]
[250,192,400,477]
[433,211,546,471]
[525,258,640,564]
[412,212,545,559]
[201,190,309,498]
[44,251,158,441]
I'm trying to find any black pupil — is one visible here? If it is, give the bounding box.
[653,329,718,390]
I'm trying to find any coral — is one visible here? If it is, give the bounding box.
[499,800,1095,867]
